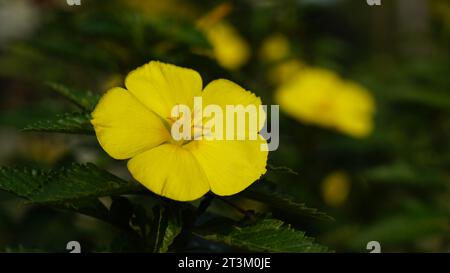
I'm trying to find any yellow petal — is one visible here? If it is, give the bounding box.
[335,82,375,138]
[186,136,268,196]
[321,171,351,207]
[275,67,375,138]
[91,87,169,160]
[201,79,266,135]
[204,22,250,70]
[275,68,341,127]
[268,59,304,85]
[259,33,291,62]
[125,61,203,119]
[202,79,261,108]
[127,144,210,201]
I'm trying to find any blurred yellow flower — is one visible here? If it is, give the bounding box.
[197,3,250,70]
[20,136,68,165]
[268,59,304,85]
[91,61,268,201]
[125,1,250,71]
[259,34,291,63]
[321,171,350,207]
[275,68,375,138]
[201,22,250,70]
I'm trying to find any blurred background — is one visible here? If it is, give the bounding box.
[0,0,449,252]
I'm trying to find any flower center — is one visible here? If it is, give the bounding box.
[165,114,209,146]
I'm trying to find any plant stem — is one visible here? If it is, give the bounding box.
[216,196,254,219]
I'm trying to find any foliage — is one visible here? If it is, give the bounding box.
[0,0,449,253]
[197,217,330,253]
[0,78,334,251]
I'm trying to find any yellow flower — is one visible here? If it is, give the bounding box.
[259,34,291,63]
[275,67,375,138]
[91,61,268,201]
[259,34,303,86]
[268,59,304,85]
[196,3,249,70]
[202,22,250,70]
[321,171,351,207]
[20,136,68,165]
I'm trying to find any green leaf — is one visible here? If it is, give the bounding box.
[149,205,182,253]
[0,167,48,199]
[241,185,334,222]
[32,163,141,203]
[0,163,142,204]
[23,112,94,135]
[55,199,110,223]
[198,218,330,253]
[160,211,182,253]
[46,82,100,111]
[0,165,113,223]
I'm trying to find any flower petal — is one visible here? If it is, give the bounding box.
[335,82,375,138]
[186,137,268,196]
[127,144,210,201]
[202,79,261,109]
[201,79,266,134]
[204,22,250,70]
[91,87,169,160]
[125,61,203,119]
